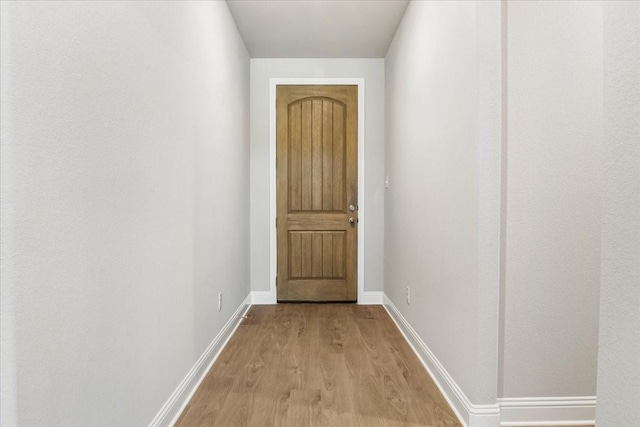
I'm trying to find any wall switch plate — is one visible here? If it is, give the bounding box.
[218,292,222,311]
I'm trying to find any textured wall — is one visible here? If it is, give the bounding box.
[385,1,503,404]
[597,2,640,425]
[502,1,602,397]
[0,2,250,425]
[249,59,385,294]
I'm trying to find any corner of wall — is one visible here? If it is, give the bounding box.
[149,293,252,427]
[382,294,500,427]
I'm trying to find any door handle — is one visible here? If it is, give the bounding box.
[349,204,356,212]
[349,217,355,225]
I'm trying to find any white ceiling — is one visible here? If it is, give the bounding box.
[226,0,410,58]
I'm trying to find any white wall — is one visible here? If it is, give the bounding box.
[502,0,602,397]
[250,59,385,296]
[0,2,250,426]
[385,0,503,411]
[597,2,640,426]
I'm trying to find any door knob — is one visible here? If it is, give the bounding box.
[349,204,356,212]
[349,217,355,225]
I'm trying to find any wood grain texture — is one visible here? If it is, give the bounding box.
[175,304,462,427]
[289,102,302,212]
[289,232,345,279]
[322,100,334,211]
[311,99,324,211]
[301,100,313,211]
[332,103,345,211]
[277,85,358,302]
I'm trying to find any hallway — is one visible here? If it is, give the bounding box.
[1,1,638,426]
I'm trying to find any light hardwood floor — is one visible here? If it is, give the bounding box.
[176,304,461,426]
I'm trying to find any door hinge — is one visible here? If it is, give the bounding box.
[276,276,278,287]
[275,217,277,227]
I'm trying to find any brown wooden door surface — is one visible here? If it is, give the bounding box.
[276,85,358,302]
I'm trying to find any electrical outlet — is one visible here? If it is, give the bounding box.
[406,287,411,304]
[218,292,222,311]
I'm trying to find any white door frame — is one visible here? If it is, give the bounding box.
[268,78,365,304]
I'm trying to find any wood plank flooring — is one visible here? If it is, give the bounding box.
[175,304,461,426]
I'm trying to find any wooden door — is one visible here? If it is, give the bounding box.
[276,85,358,302]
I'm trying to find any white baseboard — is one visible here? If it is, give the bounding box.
[148,291,594,427]
[382,294,595,427]
[250,291,273,305]
[148,293,252,427]
[498,397,596,426]
[358,291,383,304]
[250,290,383,305]
[382,294,500,427]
